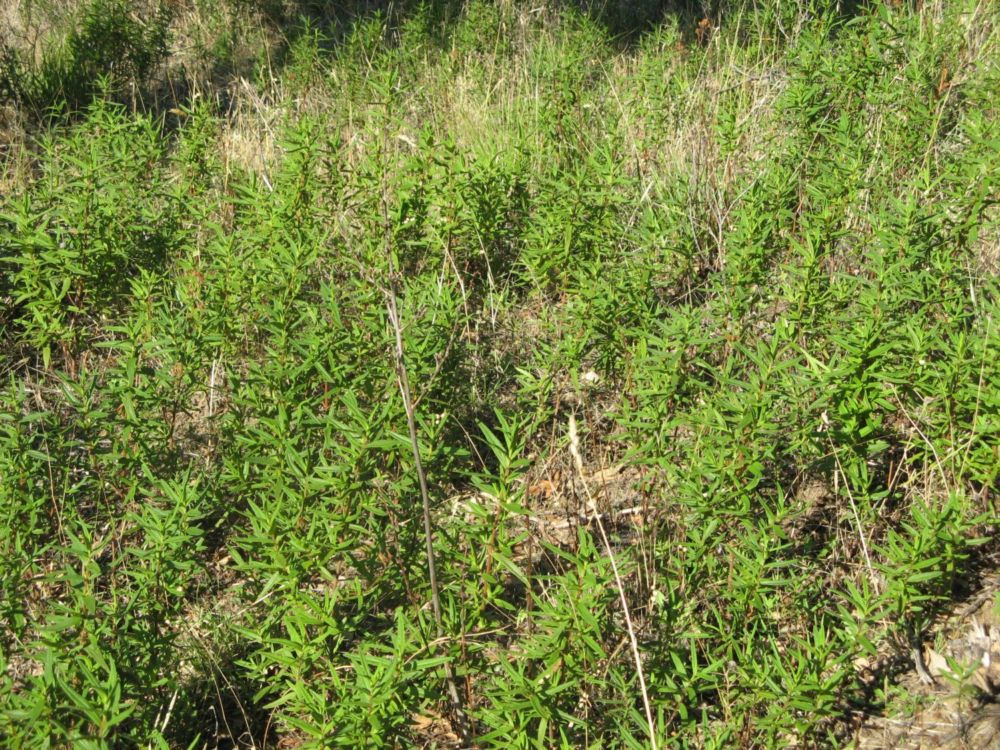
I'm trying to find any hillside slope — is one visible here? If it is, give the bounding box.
[1,1,999,747]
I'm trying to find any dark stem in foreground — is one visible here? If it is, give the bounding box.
[379,112,471,744]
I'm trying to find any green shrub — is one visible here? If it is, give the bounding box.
[1,0,997,746]
[5,0,171,117]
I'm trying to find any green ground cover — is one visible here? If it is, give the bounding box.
[1,1,998,747]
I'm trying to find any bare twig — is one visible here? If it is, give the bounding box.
[378,115,471,744]
[568,413,658,750]
[208,354,220,419]
[826,434,879,595]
